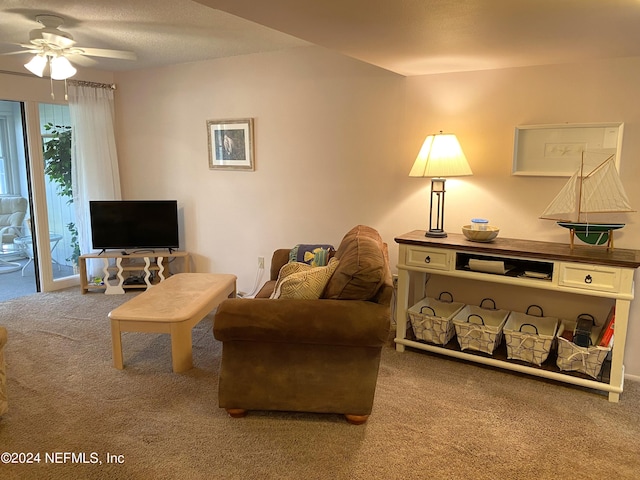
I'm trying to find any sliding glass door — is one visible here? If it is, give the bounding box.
[0,99,78,301]
[0,100,38,299]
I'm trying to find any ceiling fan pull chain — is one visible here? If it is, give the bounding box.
[64,78,69,101]
[50,73,55,100]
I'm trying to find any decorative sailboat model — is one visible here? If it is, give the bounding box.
[540,153,635,250]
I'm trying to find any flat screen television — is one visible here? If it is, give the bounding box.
[90,200,179,252]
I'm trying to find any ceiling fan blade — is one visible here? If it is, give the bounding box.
[66,54,97,67]
[41,32,76,49]
[0,50,33,56]
[17,43,43,52]
[74,47,137,61]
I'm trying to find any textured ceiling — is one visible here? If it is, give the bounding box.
[196,0,640,75]
[0,0,309,72]
[2,0,640,77]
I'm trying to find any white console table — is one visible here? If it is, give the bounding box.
[79,250,190,294]
[395,231,640,402]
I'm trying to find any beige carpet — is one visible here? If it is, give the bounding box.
[0,289,638,480]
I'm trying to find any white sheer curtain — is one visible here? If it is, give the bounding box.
[68,83,121,274]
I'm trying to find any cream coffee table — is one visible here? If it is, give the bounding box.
[108,273,236,372]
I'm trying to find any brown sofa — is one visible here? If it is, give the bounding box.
[213,225,392,424]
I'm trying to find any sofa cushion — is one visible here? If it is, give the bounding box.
[270,257,339,300]
[322,225,388,301]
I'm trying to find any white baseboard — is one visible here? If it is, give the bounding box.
[625,373,640,383]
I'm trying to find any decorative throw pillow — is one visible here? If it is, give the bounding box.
[288,244,335,267]
[269,261,311,297]
[270,257,340,300]
[322,225,389,301]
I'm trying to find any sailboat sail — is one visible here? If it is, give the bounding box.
[581,158,633,214]
[540,170,580,220]
[540,155,634,222]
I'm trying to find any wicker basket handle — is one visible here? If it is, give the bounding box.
[519,323,539,335]
[574,313,596,347]
[419,305,436,315]
[526,304,544,317]
[479,298,496,310]
[437,291,454,303]
[576,313,595,325]
[467,313,485,325]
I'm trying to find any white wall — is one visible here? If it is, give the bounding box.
[119,48,640,377]
[114,46,406,290]
[402,57,640,377]
[403,58,640,246]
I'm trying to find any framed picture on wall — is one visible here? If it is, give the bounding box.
[512,122,623,176]
[207,118,255,170]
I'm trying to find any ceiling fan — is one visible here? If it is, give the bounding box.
[6,14,137,80]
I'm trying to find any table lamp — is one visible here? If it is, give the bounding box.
[409,132,472,237]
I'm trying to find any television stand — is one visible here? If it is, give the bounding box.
[79,250,191,294]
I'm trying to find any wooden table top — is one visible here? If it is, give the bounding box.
[108,273,236,322]
[395,231,640,269]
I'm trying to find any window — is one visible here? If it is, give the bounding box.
[0,118,8,194]
[0,103,22,195]
[39,104,78,270]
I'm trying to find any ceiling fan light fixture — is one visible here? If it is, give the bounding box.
[50,55,77,80]
[24,54,48,77]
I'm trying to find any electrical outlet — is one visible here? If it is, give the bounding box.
[258,256,265,269]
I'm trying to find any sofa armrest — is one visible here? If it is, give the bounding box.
[214,298,390,347]
[270,249,291,281]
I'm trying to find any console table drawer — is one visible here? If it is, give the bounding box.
[558,263,621,293]
[405,247,451,271]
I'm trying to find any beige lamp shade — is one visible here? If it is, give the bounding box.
[409,133,472,178]
[410,132,472,238]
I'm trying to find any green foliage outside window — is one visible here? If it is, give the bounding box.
[42,123,80,266]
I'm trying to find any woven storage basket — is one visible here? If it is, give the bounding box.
[453,298,509,355]
[556,317,611,379]
[407,292,465,345]
[503,305,558,366]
